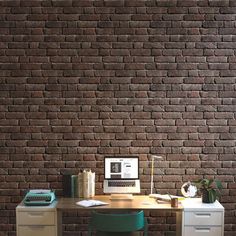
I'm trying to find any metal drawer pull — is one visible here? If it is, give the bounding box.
[195,227,211,232]
[195,213,211,217]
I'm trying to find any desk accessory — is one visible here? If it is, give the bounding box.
[181,181,197,198]
[168,194,178,207]
[170,198,178,207]
[149,193,184,202]
[63,170,95,198]
[76,200,108,207]
[149,193,171,202]
[23,189,56,206]
[149,155,163,196]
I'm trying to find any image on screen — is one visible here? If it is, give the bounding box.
[105,156,139,179]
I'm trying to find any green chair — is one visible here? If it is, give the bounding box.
[88,210,148,236]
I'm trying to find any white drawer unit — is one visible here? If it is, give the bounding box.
[184,226,222,236]
[185,211,222,226]
[178,198,224,236]
[16,201,58,236]
[17,211,55,225]
[18,225,56,236]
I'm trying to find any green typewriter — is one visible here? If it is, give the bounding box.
[23,189,56,206]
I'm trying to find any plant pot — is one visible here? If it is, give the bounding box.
[201,189,216,203]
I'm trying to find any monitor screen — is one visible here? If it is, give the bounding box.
[104,156,139,179]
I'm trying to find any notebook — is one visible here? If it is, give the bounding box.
[76,200,109,207]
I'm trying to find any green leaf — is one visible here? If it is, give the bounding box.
[215,179,223,189]
[208,189,216,203]
[202,179,210,188]
[208,179,214,187]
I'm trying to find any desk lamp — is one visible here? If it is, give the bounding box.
[149,155,163,197]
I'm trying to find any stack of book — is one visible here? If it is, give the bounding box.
[71,170,95,198]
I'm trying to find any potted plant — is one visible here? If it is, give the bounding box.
[195,178,222,203]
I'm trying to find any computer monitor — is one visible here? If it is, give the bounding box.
[103,156,140,195]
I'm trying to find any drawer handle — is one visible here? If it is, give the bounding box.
[28,225,45,229]
[195,227,211,232]
[28,212,44,216]
[195,213,211,217]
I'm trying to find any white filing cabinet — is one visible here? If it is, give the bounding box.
[16,201,58,236]
[177,198,224,236]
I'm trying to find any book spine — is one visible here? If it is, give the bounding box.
[77,170,95,198]
[78,172,83,198]
[62,174,72,197]
[88,171,92,198]
[83,170,89,198]
[74,175,78,197]
[71,175,78,198]
[71,175,75,198]
[89,171,95,197]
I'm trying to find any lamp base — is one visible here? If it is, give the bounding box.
[149,193,172,202]
[149,193,157,198]
[110,194,134,200]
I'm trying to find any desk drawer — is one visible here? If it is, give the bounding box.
[185,226,222,236]
[17,211,55,225]
[185,212,222,226]
[18,225,56,236]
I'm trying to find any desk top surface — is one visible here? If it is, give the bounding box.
[56,195,183,211]
[16,196,224,212]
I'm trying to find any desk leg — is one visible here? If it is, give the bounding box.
[176,212,183,236]
[56,210,62,236]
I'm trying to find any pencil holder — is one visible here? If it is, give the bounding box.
[171,198,178,207]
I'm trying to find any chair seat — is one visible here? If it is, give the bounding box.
[96,233,141,236]
[88,211,148,236]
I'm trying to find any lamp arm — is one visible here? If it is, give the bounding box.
[150,155,162,195]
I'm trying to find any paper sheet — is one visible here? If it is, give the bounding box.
[76,200,109,207]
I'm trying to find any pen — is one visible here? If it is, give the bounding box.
[167,192,172,201]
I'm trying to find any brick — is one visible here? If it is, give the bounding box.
[1,2,236,236]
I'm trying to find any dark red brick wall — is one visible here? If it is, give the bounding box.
[1,0,236,235]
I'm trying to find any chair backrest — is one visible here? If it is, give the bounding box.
[90,211,145,232]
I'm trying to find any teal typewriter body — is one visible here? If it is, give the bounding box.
[23,190,56,206]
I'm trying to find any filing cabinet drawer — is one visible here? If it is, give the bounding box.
[184,226,222,236]
[18,225,56,236]
[185,211,222,226]
[17,211,55,225]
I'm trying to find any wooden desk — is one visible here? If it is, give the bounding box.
[56,195,182,236]
[16,196,224,236]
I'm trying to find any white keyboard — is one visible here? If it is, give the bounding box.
[103,180,140,194]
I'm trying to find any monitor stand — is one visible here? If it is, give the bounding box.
[110,194,134,200]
